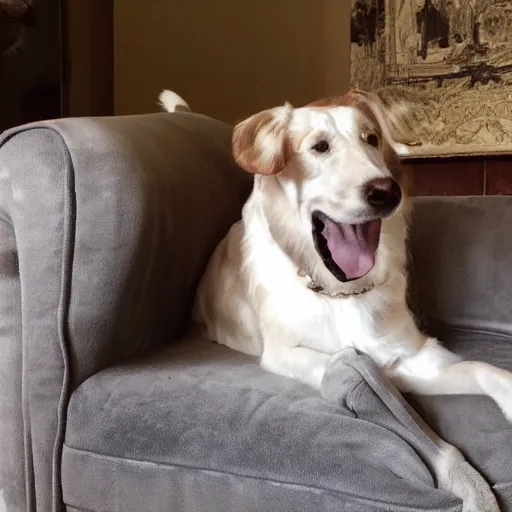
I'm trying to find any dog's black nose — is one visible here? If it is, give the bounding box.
[364,178,402,213]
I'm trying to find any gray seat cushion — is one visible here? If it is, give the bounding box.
[62,335,512,512]
[409,329,512,508]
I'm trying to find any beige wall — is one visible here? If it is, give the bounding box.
[114,0,351,123]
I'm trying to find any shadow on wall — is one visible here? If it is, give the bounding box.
[0,0,62,131]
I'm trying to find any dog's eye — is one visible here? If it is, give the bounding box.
[311,140,330,154]
[363,133,380,148]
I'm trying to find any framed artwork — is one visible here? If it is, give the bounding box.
[351,0,512,158]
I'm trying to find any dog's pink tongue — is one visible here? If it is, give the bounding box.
[322,219,381,280]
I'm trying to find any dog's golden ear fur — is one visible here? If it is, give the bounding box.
[232,103,293,175]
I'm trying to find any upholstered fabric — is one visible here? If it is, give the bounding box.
[1,111,511,512]
[63,340,463,512]
[410,330,512,509]
[0,113,250,512]
[62,334,512,512]
[409,196,512,336]
[0,127,74,512]
[0,148,24,511]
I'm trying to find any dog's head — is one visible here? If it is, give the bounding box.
[233,89,412,293]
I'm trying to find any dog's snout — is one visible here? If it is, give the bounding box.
[364,178,402,214]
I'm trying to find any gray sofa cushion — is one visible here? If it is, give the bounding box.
[63,339,460,512]
[409,196,512,336]
[409,330,512,491]
[404,196,512,509]
[62,335,510,512]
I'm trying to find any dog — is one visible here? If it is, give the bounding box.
[160,89,511,511]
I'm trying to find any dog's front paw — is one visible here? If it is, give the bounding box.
[500,396,512,422]
[462,490,500,512]
[439,452,500,512]
[499,399,512,423]
[489,366,512,422]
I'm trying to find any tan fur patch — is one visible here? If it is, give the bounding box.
[233,106,293,175]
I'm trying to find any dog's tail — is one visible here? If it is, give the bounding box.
[158,90,191,112]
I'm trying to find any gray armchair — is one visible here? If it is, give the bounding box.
[0,112,511,512]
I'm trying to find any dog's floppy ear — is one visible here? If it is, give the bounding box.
[233,103,294,175]
[346,89,417,158]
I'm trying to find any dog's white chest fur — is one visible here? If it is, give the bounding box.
[193,191,418,375]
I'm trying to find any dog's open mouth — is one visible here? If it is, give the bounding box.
[312,211,382,282]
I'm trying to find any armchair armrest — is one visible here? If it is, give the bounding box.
[0,112,251,511]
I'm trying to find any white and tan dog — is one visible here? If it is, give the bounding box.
[160,89,511,511]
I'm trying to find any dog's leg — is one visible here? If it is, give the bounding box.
[263,341,501,512]
[387,337,512,421]
[260,344,331,389]
[425,434,500,512]
[382,337,503,512]
[258,312,333,389]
